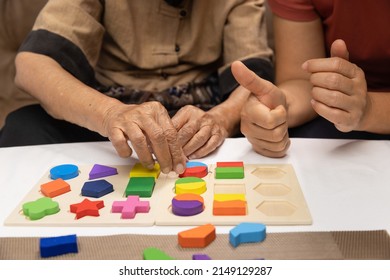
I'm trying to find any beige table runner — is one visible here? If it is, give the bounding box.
[1,230,389,260]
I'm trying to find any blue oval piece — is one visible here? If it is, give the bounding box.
[50,164,79,180]
[186,161,208,168]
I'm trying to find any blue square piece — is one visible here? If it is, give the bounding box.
[40,234,78,258]
[81,179,114,198]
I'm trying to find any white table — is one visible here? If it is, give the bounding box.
[1,138,390,237]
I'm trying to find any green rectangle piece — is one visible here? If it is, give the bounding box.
[125,177,155,197]
[215,167,244,179]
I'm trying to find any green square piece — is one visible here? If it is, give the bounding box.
[125,177,155,197]
[215,167,245,179]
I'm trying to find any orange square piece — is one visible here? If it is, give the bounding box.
[40,179,71,198]
[178,224,216,248]
[213,200,247,216]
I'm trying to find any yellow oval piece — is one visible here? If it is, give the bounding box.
[175,177,206,195]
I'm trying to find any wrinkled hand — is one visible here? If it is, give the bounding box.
[171,105,228,159]
[231,61,290,158]
[102,101,186,174]
[302,39,368,132]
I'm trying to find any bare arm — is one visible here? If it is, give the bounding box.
[273,15,325,127]
[15,52,186,174]
[303,40,390,134]
[276,16,390,134]
[15,52,119,135]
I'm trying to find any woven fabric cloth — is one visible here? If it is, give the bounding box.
[1,230,389,260]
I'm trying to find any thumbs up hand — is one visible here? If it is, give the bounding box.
[231,61,290,158]
[302,39,368,132]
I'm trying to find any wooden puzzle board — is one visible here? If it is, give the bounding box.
[4,163,312,227]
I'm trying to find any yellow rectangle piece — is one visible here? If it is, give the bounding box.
[213,193,246,202]
[129,163,160,179]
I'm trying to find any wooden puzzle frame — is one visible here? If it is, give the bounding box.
[4,163,312,227]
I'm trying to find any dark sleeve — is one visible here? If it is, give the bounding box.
[19,29,99,88]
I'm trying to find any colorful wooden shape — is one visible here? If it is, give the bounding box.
[81,179,114,198]
[178,224,216,248]
[125,177,155,197]
[129,162,160,179]
[143,247,174,260]
[192,254,212,260]
[50,164,79,180]
[172,193,204,216]
[229,222,266,248]
[179,162,208,178]
[213,200,247,216]
[186,162,208,168]
[175,177,206,195]
[215,166,244,179]
[40,178,70,198]
[111,196,150,219]
[70,198,104,219]
[40,234,78,258]
[214,193,246,202]
[217,161,244,168]
[89,164,118,179]
[22,197,60,220]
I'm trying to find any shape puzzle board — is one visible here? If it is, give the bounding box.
[4,163,312,227]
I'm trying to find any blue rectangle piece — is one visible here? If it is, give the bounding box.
[40,234,78,258]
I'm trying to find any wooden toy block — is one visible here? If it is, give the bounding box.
[40,178,70,198]
[129,162,160,179]
[50,164,79,180]
[81,179,114,198]
[229,222,266,248]
[192,254,212,260]
[40,234,78,258]
[186,161,208,168]
[89,164,118,179]
[125,177,155,198]
[143,247,175,260]
[178,224,216,248]
[179,162,208,178]
[111,196,150,219]
[22,197,60,220]
[70,198,104,219]
[5,163,313,227]
[217,161,244,168]
[171,193,204,216]
[213,200,247,216]
[214,193,246,202]
[175,177,206,195]
[215,167,244,179]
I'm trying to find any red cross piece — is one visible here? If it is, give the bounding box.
[111,196,150,219]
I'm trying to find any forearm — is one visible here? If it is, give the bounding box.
[358,91,390,134]
[207,86,251,137]
[278,79,318,128]
[14,52,121,136]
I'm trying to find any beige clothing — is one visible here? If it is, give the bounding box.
[31,0,273,91]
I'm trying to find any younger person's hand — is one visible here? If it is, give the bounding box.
[102,101,186,174]
[232,61,290,158]
[302,39,368,132]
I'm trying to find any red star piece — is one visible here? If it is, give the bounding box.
[70,198,104,219]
